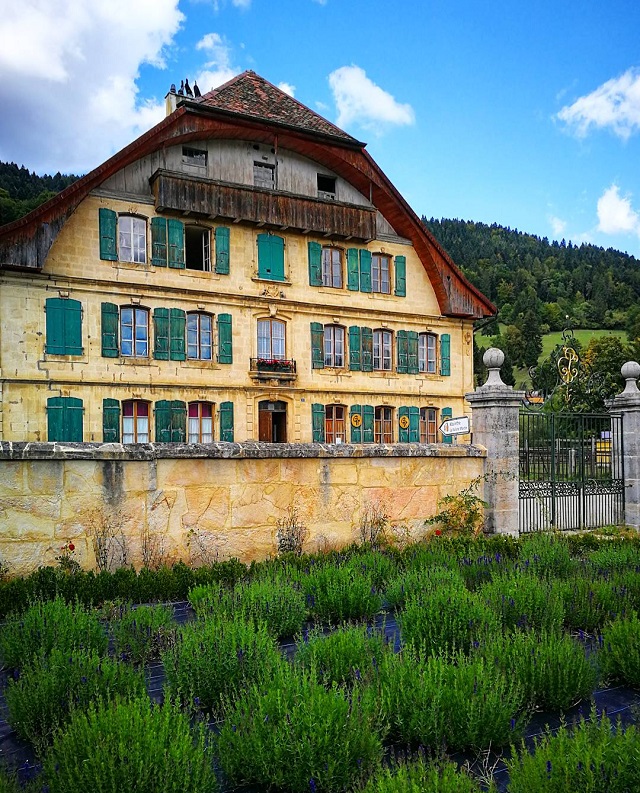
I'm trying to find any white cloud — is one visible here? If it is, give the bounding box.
[232,0,252,6]
[0,0,183,174]
[277,82,296,97]
[194,32,239,93]
[549,215,567,236]
[328,65,415,132]
[557,68,640,140]
[597,185,640,236]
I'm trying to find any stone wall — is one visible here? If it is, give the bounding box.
[0,441,485,574]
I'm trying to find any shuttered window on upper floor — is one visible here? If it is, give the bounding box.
[45,298,83,355]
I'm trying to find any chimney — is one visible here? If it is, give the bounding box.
[165,84,177,117]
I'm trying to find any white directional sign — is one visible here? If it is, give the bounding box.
[439,416,470,436]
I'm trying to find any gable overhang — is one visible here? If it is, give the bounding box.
[0,103,495,319]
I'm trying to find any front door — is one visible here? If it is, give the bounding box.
[258,400,287,442]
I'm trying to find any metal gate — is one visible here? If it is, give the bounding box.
[519,412,625,533]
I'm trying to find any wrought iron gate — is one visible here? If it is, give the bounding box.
[519,412,624,533]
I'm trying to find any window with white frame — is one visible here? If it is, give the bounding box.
[375,406,393,443]
[419,333,438,374]
[324,325,345,367]
[187,313,213,361]
[257,318,286,360]
[420,407,438,443]
[322,247,343,288]
[372,254,391,294]
[122,400,150,443]
[188,402,214,443]
[120,307,149,357]
[118,216,147,264]
[373,329,392,371]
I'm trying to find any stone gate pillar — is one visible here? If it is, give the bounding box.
[465,348,525,535]
[610,361,640,530]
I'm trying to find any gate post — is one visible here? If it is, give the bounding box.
[466,348,525,535]
[610,361,640,530]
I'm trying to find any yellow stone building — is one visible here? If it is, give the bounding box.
[0,71,494,447]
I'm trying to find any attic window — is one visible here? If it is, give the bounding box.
[254,162,275,190]
[182,147,207,166]
[317,174,336,200]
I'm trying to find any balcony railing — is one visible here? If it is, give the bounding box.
[250,358,297,375]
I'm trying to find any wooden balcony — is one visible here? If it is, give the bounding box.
[150,170,376,241]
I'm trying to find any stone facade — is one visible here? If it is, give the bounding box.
[0,442,485,574]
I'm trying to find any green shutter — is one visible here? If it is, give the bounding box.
[47,396,83,442]
[396,330,408,374]
[155,400,172,442]
[168,219,185,269]
[311,322,324,369]
[170,309,186,361]
[257,234,285,281]
[359,250,372,293]
[398,406,410,442]
[308,241,322,286]
[220,401,234,442]
[350,405,362,443]
[394,255,406,297]
[362,405,374,443]
[218,313,233,364]
[101,302,119,358]
[64,299,83,355]
[103,398,120,442]
[441,406,453,444]
[45,298,66,355]
[409,407,420,443]
[47,397,64,441]
[312,403,325,442]
[215,226,230,274]
[440,334,451,376]
[407,331,419,374]
[153,308,170,361]
[347,249,359,291]
[171,400,187,442]
[151,217,168,267]
[99,208,117,261]
[361,327,373,372]
[348,326,361,371]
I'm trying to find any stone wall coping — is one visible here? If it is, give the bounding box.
[0,441,486,462]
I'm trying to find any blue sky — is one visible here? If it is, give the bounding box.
[2,0,640,258]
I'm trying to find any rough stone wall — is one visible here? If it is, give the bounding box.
[0,442,485,574]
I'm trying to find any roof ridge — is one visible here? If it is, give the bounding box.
[197,70,360,144]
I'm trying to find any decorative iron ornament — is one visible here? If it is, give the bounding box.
[525,327,609,410]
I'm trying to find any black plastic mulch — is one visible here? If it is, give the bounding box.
[1,601,640,792]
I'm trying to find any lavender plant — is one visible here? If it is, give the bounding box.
[480,571,565,632]
[398,587,500,654]
[600,610,640,687]
[110,603,177,665]
[42,696,217,793]
[303,564,382,623]
[5,647,145,753]
[483,629,597,712]
[295,624,390,687]
[361,754,489,793]
[162,614,284,715]
[0,597,107,670]
[217,664,384,792]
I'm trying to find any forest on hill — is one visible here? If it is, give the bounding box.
[0,161,80,226]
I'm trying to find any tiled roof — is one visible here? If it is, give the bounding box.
[197,71,359,144]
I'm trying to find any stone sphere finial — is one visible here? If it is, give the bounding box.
[483,348,505,370]
[620,360,640,397]
[481,347,507,388]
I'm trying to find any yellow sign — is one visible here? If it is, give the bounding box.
[399,415,410,429]
[351,413,362,428]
